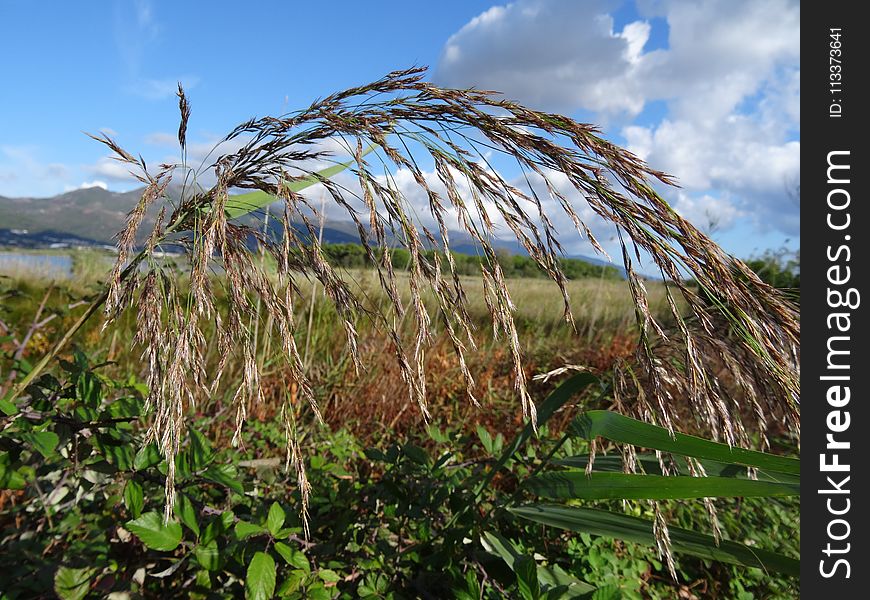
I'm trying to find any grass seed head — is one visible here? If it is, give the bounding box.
[100,69,799,529]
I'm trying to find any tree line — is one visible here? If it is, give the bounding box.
[318,243,624,280]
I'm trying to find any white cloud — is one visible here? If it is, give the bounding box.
[64,180,108,192]
[670,192,742,233]
[87,156,139,182]
[619,20,650,64]
[435,0,649,116]
[435,0,800,241]
[623,113,799,235]
[144,132,177,146]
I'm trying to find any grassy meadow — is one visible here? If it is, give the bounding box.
[1,250,670,437]
[0,249,799,599]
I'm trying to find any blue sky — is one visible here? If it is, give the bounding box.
[0,0,799,260]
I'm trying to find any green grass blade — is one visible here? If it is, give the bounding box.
[509,504,799,577]
[223,144,376,220]
[555,454,800,485]
[525,472,798,501]
[571,411,799,476]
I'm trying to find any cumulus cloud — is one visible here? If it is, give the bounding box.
[64,180,108,192]
[435,0,800,241]
[86,156,139,182]
[622,108,799,235]
[435,0,649,116]
[670,192,743,234]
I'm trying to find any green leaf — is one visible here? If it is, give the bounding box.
[174,493,200,537]
[104,396,142,419]
[0,397,17,416]
[0,451,26,490]
[274,542,311,574]
[402,443,428,466]
[318,569,341,583]
[54,566,94,600]
[477,425,494,454]
[94,433,134,470]
[134,443,162,470]
[526,472,799,501]
[480,532,595,597]
[203,463,244,494]
[194,540,221,571]
[75,371,101,406]
[455,570,480,600]
[510,504,799,576]
[515,556,540,600]
[555,453,800,485]
[195,569,212,589]
[363,448,388,462]
[223,145,376,220]
[124,479,144,518]
[590,585,622,600]
[189,429,214,471]
[174,451,192,480]
[571,411,799,475]
[245,551,276,600]
[266,502,285,536]
[126,511,183,551]
[278,571,306,596]
[23,430,59,458]
[235,520,265,540]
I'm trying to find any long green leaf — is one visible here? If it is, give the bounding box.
[555,454,800,485]
[514,556,540,600]
[509,505,798,577]
[526,471,798,501]
[223,144,376,220]
[571,411,799,476]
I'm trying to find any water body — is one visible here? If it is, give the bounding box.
[0,252,73,278]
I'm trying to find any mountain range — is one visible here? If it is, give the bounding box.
[0,186,623,274]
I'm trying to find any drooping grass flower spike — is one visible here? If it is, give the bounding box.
[10,68,798,538]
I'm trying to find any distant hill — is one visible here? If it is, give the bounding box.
[0,187,624,275]
[0,187,149,245]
